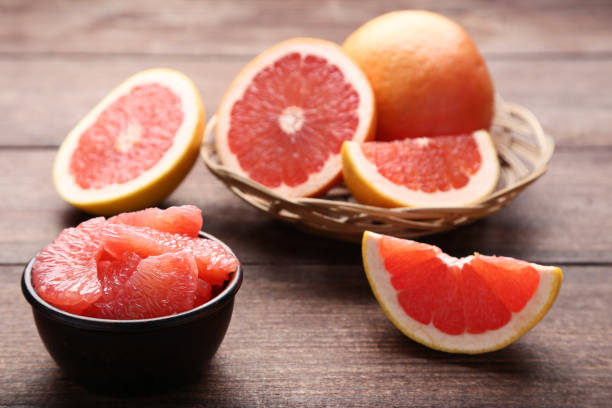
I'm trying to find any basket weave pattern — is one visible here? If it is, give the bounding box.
[201,99,554,242]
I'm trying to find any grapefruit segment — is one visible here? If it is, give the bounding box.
[342,131,499,207]
[88,251,198,320]
[32,217,106,313]
[54,69,205,215]
[108,205,202,237]
[101,223,239,285]
[216,38,375,198]
[362,231,563,353]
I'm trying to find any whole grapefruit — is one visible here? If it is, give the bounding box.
[343,10,495,141]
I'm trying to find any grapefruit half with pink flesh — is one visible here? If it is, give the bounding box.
[32,217,106,313]
[362,231,563,354]
[53,69,205,215]
[108,205,202,237]
[215,38,376,198]
[102,223,239,285]
[342,130,499,207]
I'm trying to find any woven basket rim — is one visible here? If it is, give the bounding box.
[200,97,554,241]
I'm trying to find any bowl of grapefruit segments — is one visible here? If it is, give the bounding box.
[200,31,554,242]
[21,206,242,394]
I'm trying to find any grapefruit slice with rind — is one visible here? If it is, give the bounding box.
[54,69,205,215]
[342,131,499,207]
[362,231,563,354]
[215,38,376,198]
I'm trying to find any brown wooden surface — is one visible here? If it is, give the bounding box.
[1,1,611,406]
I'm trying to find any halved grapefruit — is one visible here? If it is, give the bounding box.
[362,231,563,354]
[342,131,499,207]
[215,38,376,198]
[54,69,205,215]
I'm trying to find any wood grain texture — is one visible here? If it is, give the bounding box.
[0,148,611,265]
[1,0,611,56]
[2,265,610,407]
[1,56,611,147]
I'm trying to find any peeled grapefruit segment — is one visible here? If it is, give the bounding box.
[342,131,499,207]
[88,250,198,320]
[216,38,376,197]
[102,223,239,285]
[108,205,202,237]
[362,231,563,354]
[54,69,205,215]
[32,217,106,314]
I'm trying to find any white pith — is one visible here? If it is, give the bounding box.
[363,232,561,353]
[53,69,201,205]
[345,130,500,207]
[215,39,374,197]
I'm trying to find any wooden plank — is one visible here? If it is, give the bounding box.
[1,0,611,56]
[0,148,611,265]
[2,264,610,407]
[1,57,610,147]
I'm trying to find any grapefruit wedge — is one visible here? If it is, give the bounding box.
[362,231,563,354]
[216,38,376,198]
[342,131,499,207]
[54,69,205,215]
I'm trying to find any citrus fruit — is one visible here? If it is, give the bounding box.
[342,130,499,207]
[215,38,376,197]
[362,231,563,354]
[53,69,205,215]
[32,207,239,318]
[102,223,239,285]
[32,217,105,313]
[343,10,494,141]
[87,251,198,320]
[108,205,202,237]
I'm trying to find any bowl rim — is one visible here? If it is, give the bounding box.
[21,231,242,332]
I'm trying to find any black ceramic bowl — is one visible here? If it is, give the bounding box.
[21,231,242,394]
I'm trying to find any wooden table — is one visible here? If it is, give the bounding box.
[1,1,611,406]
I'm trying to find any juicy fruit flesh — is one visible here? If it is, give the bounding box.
[108,205,202,237]
[102,223,238,285]
[87,251,198,320]
[32,217,105,314]
[69,83,183,189]
[380,235,539,335]
[361,134,482,193]
[229,52,360,188]
[31,206,238,319]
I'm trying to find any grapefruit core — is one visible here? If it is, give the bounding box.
[342,130,499,208]
[54,69,205,215]
[362,231,563,354]
[215,38,376,198]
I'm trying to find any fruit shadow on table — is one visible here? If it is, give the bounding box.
[379,322,554,379]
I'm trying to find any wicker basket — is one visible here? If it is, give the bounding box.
[200,98,554,242]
